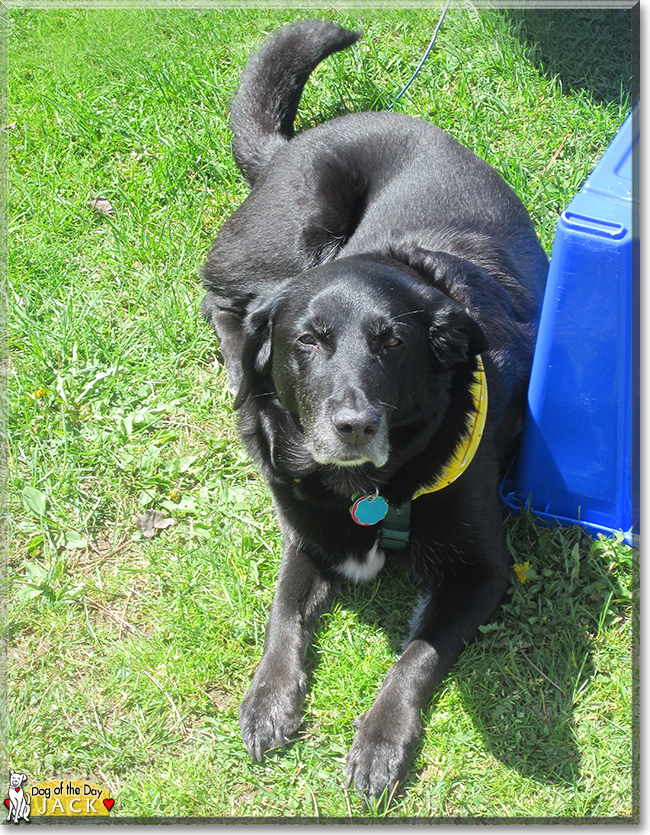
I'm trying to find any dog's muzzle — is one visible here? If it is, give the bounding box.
[307,402,389,468]
[331,405,381,447]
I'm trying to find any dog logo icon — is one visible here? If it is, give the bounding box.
[5,770,30,823]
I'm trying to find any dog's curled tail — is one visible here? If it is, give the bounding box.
[229,20,360,185]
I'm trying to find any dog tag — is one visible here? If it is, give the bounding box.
[350,494,389,526]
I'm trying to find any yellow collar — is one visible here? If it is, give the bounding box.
[413,356,488,498]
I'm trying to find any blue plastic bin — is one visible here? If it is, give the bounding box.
[500,105,639,546]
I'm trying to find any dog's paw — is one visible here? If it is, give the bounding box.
[239,664,306,762]
[344,697,422,801]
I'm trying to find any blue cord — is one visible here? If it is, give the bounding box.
[387,0,451,111]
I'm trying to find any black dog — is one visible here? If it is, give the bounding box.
[201,20,548,801]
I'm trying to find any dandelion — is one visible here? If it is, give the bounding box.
[27,386,47,403]
[514,561,533,583]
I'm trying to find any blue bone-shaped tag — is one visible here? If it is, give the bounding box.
[350,494,389,526]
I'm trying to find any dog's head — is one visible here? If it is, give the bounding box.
[9,771,27,790]
[234,257,487,470]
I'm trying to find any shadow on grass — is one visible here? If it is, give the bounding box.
[503,7,637,107]
[454,517,629,788]
[329,514,631,794]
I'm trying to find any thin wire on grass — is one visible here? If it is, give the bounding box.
[387,0,451,111]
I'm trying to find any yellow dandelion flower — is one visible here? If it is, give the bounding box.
[168,489,181,502]
[27,386,47,403]
[514,561,532,583]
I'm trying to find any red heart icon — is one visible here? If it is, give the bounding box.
[14,788,19,792]
[4,799,9,808]
[103,798,115,812]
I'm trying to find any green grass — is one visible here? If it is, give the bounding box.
[3,6,637,821]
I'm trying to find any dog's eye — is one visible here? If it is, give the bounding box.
[384,336,403,349]
[297,333,318,346]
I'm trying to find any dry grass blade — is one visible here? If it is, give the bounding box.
[142,669,188,737]
[85,599,141,635]
[520,650,568,696]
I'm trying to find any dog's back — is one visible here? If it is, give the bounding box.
[203,20,547,404]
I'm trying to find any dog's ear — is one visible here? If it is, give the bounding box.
[428,299,488,369]
[232,299,275,410]
[384,242,489,367]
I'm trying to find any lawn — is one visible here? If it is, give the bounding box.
[3,5,637,821]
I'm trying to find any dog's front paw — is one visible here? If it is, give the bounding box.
[239,662,306,762]
[344,696,422,802]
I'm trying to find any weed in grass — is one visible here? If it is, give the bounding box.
[4,6,635,821]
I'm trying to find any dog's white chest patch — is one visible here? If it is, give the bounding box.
[336,541,385,583]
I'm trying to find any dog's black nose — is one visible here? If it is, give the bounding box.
[332,407,380,446]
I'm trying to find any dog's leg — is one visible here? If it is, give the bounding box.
[239,539,337,761]
[344,527,509,801]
